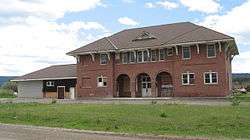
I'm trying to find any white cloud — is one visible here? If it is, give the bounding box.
[118,17,139,26]
[122,0,135,3]
[0,0,103,19]
[145,1,178,9]
[180,0,221,14]
[0,0,110,76]
[200,1,250,45]
[199,1,250,73]
[233,51,250,73]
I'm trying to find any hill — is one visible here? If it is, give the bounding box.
[0,76,17,86]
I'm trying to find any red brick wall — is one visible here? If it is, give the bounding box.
[76,43,231,98]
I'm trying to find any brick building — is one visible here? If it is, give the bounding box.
[67,22,239,98]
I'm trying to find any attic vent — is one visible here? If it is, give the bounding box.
[132,31,157,42]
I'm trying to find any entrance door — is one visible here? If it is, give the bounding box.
[141,75,151,97]
[57,86,65,99]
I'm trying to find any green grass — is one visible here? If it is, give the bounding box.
[0,103,249,139]
[236,92,250,102]
[0,89,16,98]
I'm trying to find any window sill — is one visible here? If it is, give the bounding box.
[204,83,218,85]
[181,84,195,86]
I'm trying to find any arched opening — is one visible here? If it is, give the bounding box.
[156,72,173,97]
[136,73,151,97]
[117,74,131,97]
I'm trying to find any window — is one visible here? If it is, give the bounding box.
[100,53,108,65]
[143,50,149,62]
[129,52,135,63]
[151,50,157,61]
[167,48,173,56]
[182,46,191,59]
[137,50,149,62]
[159,49,166,60]
[204,72,218,84]
[46,81,54,87]
[182,73,195,85]
[207,44,216,58]
[97,76,107,87]
[122,52,129,64]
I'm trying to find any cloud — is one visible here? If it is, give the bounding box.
[0,0,110,76]
[180,0,221,14]
[145,1,179,9]
[199,1,250,73]
[118,17,139,26]
[199,1,250,45]
[0,0,103,19]
[122,0,135,3]
[233,51,250,73]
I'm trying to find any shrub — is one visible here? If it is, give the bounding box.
[229,93,240,106]
[160,112,167,118]
[51,98,57,104]
[151,100,157,105]
[0,89,16,98]
[1,81,18,92]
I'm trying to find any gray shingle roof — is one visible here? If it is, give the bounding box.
[12,64,76,81]
[67,22,237,55]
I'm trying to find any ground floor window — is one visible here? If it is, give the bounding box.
[97,76,107,87]
[182,72,195,85]
[204,72,218,84]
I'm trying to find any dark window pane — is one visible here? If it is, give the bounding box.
[205,73,210,83]
[212,73,217,83]
[159,49,166,60]
[100,54,108,64]
[137,51,143,62]
[183,46,190,59]
[207,45,216,57]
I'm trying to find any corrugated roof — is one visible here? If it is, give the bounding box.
[12,64,76,81]
[67,22,237,55]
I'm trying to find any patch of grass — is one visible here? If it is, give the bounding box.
[0,89,16,98]
[236,92,250,102]
[0,103,249,139]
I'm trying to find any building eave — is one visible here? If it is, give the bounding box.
[11,77,77,82]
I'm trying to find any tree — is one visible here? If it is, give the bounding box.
[1,81,17,92]
[246,85,250,92]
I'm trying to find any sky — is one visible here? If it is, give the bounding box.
[0,0,249,76]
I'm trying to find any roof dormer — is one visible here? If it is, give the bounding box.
[132,31,157,42]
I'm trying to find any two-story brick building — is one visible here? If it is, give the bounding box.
[67,22,238,98]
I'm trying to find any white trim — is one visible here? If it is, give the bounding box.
[105,37,118,50]
[159,48,166,61]
[218,42,222,52]
[167,48,173,56]
[204,72,218,85]
[207,44,217,58]
[181,72,195,85]
[196,44,200,54]
[67,39,235,56]
[97,76,107,87]
[182,46,191,60]
[90,53,95,61]
[175,46,178,55]
[11,77,77,82]
[150,49,157,62]
[46,81,54,87]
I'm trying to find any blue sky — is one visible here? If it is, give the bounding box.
[0,0,249,76]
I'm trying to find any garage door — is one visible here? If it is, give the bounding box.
[18,81,43,98]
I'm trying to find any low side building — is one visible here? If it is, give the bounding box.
[12,64,77,99]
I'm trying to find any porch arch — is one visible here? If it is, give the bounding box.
[116,74,131,97]
[136,73,151,97]
[156,71,173,97]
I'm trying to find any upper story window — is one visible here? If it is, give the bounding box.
[182,46,191,59]
[122,52,129,64]
[137,51,143,62]
[167,48,173,56]
[204,72,218,84]
[143,50,149,62]
[151,50,157,61]
[137,50,149,63]
[97,76,107,87]
[46,81,54,87]
[182,72,195,85]
[159,49,166,61]
[129,52,135,63]
[100,53,108,65]
[207,44,216,58]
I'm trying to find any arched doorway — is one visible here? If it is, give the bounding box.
[136,73,151,97]
[117,74,131,97]
[156,72,173,97]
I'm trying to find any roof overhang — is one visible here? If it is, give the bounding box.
[11,77,77,82]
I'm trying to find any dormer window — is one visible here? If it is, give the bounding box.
[132,31,157,41]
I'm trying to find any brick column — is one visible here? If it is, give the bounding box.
[151,79,157,98]
[130,79,136,98]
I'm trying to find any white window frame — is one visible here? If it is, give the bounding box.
[159,49,166,61]
[46,81,54,87]
[182,46,191,60]
[129,51,135,63]
[167,48,173,56]
[151,49,157,62]
[122,52,129,64]
[137,51,143,63]
[182,72,195,85]
[97,76,107,87]
[207,44,217,58]
[100,53,108,65]
[137,50,149,63]
[204,72,218,84]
